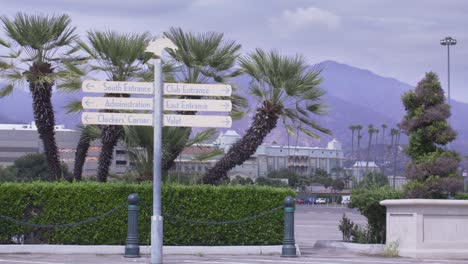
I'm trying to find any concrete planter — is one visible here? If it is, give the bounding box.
[381,199,468,258]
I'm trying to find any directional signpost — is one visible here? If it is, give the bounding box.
[80,37,234,264]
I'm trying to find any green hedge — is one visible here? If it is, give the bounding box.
[0,182,294,245]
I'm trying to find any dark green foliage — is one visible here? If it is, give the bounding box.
[400,72,462,198]
[338,214,369,243]
[338,214,355,242]
[0,154,71,182]
[311,169,333,188]
[230,176,254,185]
[358,172,388,189]
[349,185,401,244]
[255,177,289,188]
[0,182,293,245]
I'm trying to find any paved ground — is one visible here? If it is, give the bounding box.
[1,205,466,263]
[294,204,366,252]
[1,250,468,264]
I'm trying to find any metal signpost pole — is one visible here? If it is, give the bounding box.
[151,58,163,264]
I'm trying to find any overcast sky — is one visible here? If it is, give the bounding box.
[2,0,467,102]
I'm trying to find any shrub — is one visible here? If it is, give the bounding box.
[0,182,293,245]
[401,72,462,198]
[349,185,401,244]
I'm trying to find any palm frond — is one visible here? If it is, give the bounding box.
[64,100,83,114]
[0,84,14,98]
[195,149,224,161]
[187,128,217,146]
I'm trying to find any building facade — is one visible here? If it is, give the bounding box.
[0,122,130,177]
[171,130,345,180]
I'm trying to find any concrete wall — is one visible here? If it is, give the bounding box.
[381,199,468,258]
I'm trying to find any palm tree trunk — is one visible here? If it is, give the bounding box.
[97,125,122,182]
[203,106,280,185]
[350,129,355,161]
[392,132,401,188]
[365,133,373,172]
[73,131,91,181]
[28,62,61,180]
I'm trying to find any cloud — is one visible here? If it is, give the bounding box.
[271,6,341,31]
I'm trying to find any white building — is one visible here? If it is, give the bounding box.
[172,130,345,180]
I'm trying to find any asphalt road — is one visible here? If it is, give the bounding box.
[2,205,466,263]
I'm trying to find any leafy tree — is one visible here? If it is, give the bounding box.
[0,166,16,182]
[7,153,71,182]
[203,50,330,184]
[0,13,82,180]
[332,178,345,191]
[400,72,462,198]
[230,175,254,185]
[312,169,333,188]
[255,176,289,188]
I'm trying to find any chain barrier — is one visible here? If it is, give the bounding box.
[141,203,284,225]
[0,202,127,229]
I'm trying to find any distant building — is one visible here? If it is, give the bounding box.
[0,122,129,176]
[171,130,345,180]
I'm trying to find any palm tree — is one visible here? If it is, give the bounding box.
[78,31,153,182]
[73,125,100,181]
[374,129,379,162]
[162,28,245,171]
[392,128,401,188]
[365,124,376,172]
[124,126,218,181]
[0,13,81,180]
[203,49,330,184]
[348,125,357,161]
[381,124,387,163]
[355,125,363,161]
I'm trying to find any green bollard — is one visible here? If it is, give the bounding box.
[281,196,297,257]
[124,193,140,258]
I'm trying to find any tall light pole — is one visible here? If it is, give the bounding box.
[440,36,457,124]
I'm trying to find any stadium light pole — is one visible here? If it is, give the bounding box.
[440,36,457,125]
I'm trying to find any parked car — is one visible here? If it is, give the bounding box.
[296,198,305,204]
[315,198,327,204]
[341,195,351,205]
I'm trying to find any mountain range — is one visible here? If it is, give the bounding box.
[1,60,467,155]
